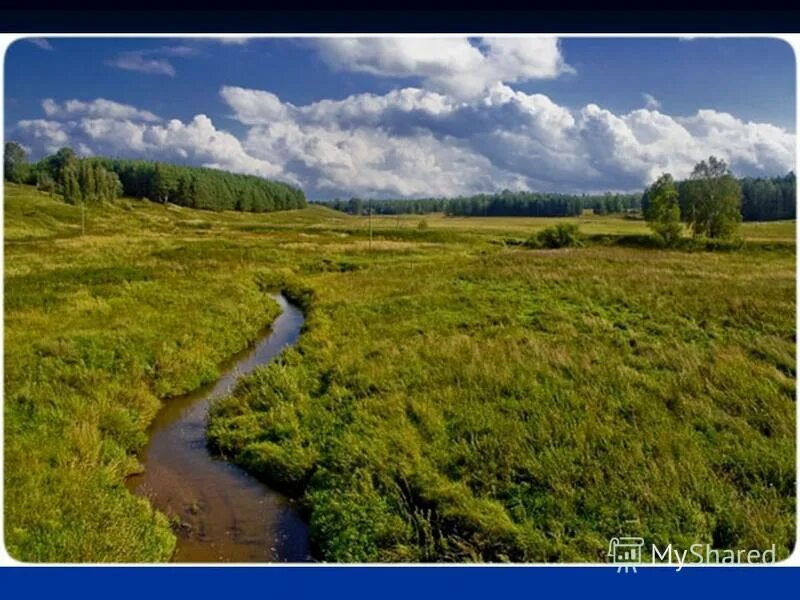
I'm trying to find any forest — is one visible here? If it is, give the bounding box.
[320,173,796,222]
[320,191,640,217]
[641,171,796,224]
[3,142,306,212]
[737,173,796,221]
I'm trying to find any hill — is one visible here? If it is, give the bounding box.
[4,144,306,213]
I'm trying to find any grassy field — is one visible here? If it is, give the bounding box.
[349,210,796,241]
[3,182,796,562]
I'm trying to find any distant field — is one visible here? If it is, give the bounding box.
[332,210,796,242]
[4,183,796,562]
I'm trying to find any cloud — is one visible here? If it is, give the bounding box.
[106,51,176,76]
[678,110,795,175]
[158,45,202,57]
[215,83,795,197]
[220,86,290,125]
[192,36,251,46]
[15,119,70,154]
[642,93,661,110]
[42,98,161,122]
[15,111,283,180]
[105,45,201,77]
[315,37,572,99]
[13,80,794,199]
[25,38,53,51]
[216,37,250,45]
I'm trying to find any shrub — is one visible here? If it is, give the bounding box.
[526,223,583,249]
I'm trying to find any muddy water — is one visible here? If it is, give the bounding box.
[127,294,310,563]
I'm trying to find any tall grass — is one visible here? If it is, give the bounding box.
[4,185,282,561]
[5,183,796,562]
[209,243,796,561]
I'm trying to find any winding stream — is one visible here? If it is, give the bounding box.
[126,294,310,562]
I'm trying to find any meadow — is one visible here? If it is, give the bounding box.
[3,182,796,562]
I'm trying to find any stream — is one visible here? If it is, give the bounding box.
[126,294,310,563]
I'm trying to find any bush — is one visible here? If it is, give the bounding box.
[697,236,745,252]
[525,223,583,249]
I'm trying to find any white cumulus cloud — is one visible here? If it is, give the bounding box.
[15,112,283,180]
[15,85,794,199]
[12,37,795,199]
[220,83,795,196]
[315,37,572,99]
[42,98,161,122]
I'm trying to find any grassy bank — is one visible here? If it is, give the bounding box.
[4,184,284,561]
[4,183,796,562]
[209,234,796,561]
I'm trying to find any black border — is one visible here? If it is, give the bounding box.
[1,9,800,34]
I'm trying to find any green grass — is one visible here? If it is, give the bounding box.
[4,183,796,562]
[4,184,284,561]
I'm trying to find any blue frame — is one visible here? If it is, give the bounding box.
[1,566,799,598]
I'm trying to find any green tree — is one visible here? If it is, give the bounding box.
[61,166,82,205]
[152,163,170,203]
[175,174,191,206]
[683,156,742,239]
[645,173,682,246]
[4,141,29,183]
[348,197,364,215]
[77,160,96,201]
[36,170,56,195]
[188,175,199,208]
[50,147,78,180]
[92,163,109,200]
[26,153,306,213]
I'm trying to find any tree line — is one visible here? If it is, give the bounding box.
[739,173,795,221]
[322,172,794,223]
[4,142,306,212]
[6,144,123,204]
[319,191,642,217]
[323,197,450,215]
[6,142,793,221]
[644,170,796,224]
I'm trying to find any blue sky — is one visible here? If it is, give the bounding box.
[5,36,796,198]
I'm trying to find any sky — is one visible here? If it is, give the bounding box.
[4,36,796,199]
